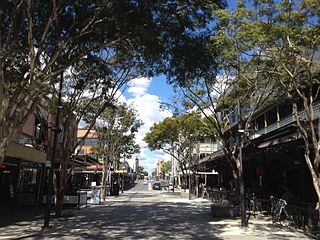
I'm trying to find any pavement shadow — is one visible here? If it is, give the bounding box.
[0,192,312,240]
[0,206,44,228]
[18,201,223,240]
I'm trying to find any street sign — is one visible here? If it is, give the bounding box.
[114,170,127,173]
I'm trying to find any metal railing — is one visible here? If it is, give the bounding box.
[269,197,319,232]
[250,102,320,140]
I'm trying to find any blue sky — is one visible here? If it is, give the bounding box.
[122,1,242,174]
[122,75,173,174]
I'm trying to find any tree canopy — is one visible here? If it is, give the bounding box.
[144,112,215,176]
[0,0,226,162]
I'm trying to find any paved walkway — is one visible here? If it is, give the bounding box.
[0,189,315,239]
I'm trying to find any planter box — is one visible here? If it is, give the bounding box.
[211,204,239,218]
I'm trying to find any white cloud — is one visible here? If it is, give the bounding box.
[127,94,171,147]
[127,77,151,97]
[124,77,172,174]
[128,93,171,148]
[135,148,170,174]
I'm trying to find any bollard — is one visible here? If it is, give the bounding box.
[148,182,152,190]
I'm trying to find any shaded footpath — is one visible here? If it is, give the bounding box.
[0,188,315,239]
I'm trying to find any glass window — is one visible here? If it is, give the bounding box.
[17,167,38,192]
[266,108,277,125]
[83,138,99,146]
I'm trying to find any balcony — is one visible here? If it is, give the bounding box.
[249,101,320,140]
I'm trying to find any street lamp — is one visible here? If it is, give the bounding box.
[237,77,247,228]
[189,136,193,200]
[43,72,63,228]
[122,165,125,193]
[171,148,175,193]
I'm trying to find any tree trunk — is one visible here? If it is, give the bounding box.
[54,158,68,217]
[195,175,199,197]
[55,185,64,217]
[233,171,241,204]
[101,161,108,201]
[0,139,9,163]
[304,151,320,209]
[0,125,18,163]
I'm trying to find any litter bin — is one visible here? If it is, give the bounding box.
[111,181,119,196]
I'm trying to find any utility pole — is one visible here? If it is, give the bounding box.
[171,147,174,192]
[188,137,192,200]
[237,75,247,228]
[43,72,63,228]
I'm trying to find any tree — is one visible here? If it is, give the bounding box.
[36,58,134,216]
[91,102,141,200]
[233,0,320,210]
[161,161,172,174]
[144,112,215,188]
[167,2,281,226]
[137,166,148,177]
[0,0,226,164]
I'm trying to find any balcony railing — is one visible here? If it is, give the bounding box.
[199,102,320,158]
[250,102,320,140]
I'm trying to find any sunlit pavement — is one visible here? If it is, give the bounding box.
[0,181,312,240]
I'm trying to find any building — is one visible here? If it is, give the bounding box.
[199,95,319,205]
[0,105,53,212]
[156,160,164,179]
[72,129,101,189]
[76,129,99,155]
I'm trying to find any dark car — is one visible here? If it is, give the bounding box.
[153,181,161,190]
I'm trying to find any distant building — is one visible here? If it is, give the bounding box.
[156,160,164,178]
[76,129,99,155]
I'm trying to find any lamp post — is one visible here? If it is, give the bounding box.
[189,136,192,200]
[122,165,125,193]
[171,148,175,193]
[237,76,247,228]
[43,72,63,228]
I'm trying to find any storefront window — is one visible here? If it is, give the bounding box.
[17,167,38,192]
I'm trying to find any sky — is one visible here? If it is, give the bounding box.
[122,75,173,174]
[120,1,241,174]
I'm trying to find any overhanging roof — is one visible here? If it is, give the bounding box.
[199,150,224,164]
[6,142,46,164]
[74,154,100,165]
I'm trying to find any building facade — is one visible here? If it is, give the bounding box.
[0,105,54,213]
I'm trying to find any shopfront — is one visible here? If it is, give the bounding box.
[0,142,46,212]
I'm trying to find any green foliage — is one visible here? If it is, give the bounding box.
[137,165,148,176]
[0,0,226,164]
[92,102,142,164]
[144,112,215,153]
[161,161,172,174]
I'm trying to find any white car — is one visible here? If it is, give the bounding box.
[143,180,148,185]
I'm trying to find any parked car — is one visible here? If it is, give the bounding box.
[143,180,148,185]
[153,181,161,190]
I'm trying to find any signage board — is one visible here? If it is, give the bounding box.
[114,170,127,173]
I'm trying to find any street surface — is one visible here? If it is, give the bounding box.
[0,180,312,239]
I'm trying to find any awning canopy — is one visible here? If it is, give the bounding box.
[199,150,224,164]
[197,170,219,175]
[73,163,102,173]
[6,142,46,164]
[73,154,100,166]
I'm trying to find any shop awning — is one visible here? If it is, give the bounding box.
[196,170,219,175]
[6,142,47,164]
[199,150,224,164]
[73,163,102,173]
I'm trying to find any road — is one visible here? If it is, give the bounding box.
[0,180,312,239]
